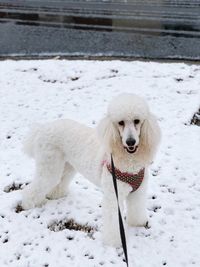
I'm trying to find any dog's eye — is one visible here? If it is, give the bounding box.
[118,121,124,126]
[134,119,140,125]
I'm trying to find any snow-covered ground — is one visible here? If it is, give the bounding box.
[0,59,200,267]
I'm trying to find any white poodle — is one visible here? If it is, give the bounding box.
[21,93,161,246]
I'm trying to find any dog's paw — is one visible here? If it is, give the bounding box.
[21,197,36,210]
[46,188,67,200]
[102,225,122,247]
[126,212,148,227]
[21,197,47,210]
[102,233,121,247]
[21,187,46,209]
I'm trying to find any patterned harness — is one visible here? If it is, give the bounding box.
[103,160,145,192]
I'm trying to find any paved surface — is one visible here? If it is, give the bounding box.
[0,0,200,59]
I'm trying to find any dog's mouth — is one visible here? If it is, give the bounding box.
[124,146,138,154]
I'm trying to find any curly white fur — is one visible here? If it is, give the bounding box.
[21,93,161,247]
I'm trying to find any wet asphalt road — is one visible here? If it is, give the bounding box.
[0,0,200,59]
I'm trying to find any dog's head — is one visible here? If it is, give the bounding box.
[97,93,161,162]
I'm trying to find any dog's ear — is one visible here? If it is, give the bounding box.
[96,115,118,153]
[139,113,161,162]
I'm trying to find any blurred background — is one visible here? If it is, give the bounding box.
[0,0,200,59]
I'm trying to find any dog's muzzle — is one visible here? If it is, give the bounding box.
[125,138,138,154]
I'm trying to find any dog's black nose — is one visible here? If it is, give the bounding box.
[126,138,136,147]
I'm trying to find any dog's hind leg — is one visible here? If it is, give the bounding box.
[21,148,65,209]
[47,162,75,200]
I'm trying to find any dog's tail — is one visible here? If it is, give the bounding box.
[23,124,41,158]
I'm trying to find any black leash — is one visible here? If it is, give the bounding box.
[111,154,129,267]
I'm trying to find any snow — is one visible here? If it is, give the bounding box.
[0,59,200,267]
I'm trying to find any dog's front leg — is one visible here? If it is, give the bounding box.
[126,176,148,227]
[101,170,129,247]
[102,193,122,247]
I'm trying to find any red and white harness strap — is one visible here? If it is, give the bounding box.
[102,160,145,192]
